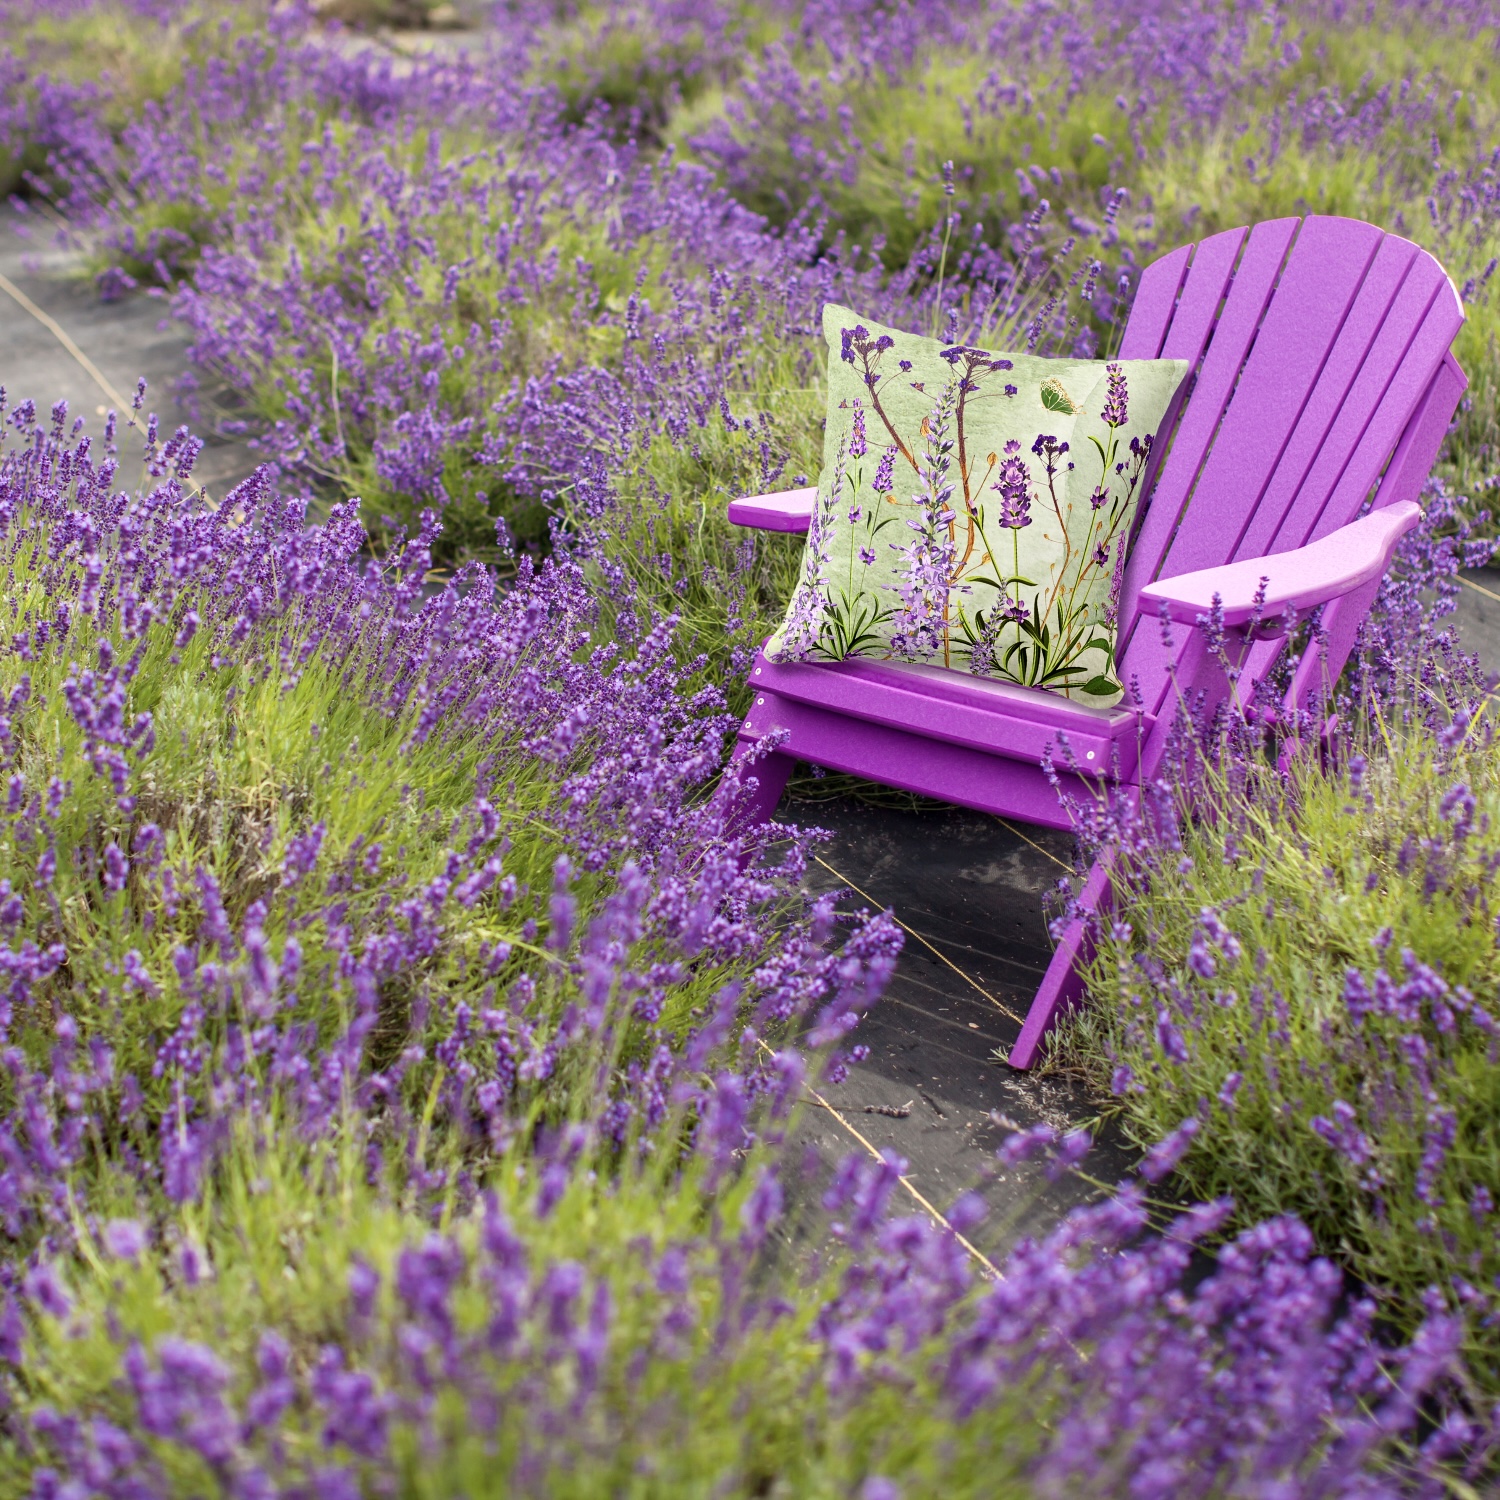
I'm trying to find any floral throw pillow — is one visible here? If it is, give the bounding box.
[766,306,1189,706]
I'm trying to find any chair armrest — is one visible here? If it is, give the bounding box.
[728,487,817,533]
[1139,500,1423,629]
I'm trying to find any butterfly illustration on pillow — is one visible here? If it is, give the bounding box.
[1039,377,1078,415]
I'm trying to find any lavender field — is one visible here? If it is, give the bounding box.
[1,2,1500,1495]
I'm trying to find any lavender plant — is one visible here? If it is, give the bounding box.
[1053,486,1500,1401]
[495,0,795,138]
[13,2,1500,512]
[668,0,1500,525]
[0,391,919,1246]
[0,0,265,200]
[6,24,840,613]
[3,1084,1484,1497]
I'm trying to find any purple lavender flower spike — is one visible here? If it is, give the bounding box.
[991,442,1033,530]
[102,1219,147,1262]
[1140,1117,1200,1183]
[849,400,867,459]
[1100,362,1129,428]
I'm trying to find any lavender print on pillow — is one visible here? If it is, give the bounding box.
[766,305,1189,705]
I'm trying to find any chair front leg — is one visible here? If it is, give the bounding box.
[1007,852,1115,1070]
[726,728,796,832]
[1282,574,1382,721]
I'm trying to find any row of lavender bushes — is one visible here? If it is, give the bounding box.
[1,0,1499,1492]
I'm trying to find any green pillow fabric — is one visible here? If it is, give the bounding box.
[766,305,1189,706]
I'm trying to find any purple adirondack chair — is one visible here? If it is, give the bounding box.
[726,215,1467,1068]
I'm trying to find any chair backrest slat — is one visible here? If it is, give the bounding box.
[1278,353,1468,718]
[1240,232,1424,557]
[1149,216,1385,582]
[1115,242,1194,360]
[1372,352,1468,521]
[1112,229,1243,607]
[1116,219,1296,645]
[1110,215,1463,722]
[1281,260,1461,548]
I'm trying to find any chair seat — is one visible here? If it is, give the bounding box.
[750,649,1151,780]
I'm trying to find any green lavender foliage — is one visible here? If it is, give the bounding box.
[1058,693,1500,1393]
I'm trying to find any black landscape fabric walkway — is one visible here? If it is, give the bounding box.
[1,204,257,496]
[788,794,1136,1252]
